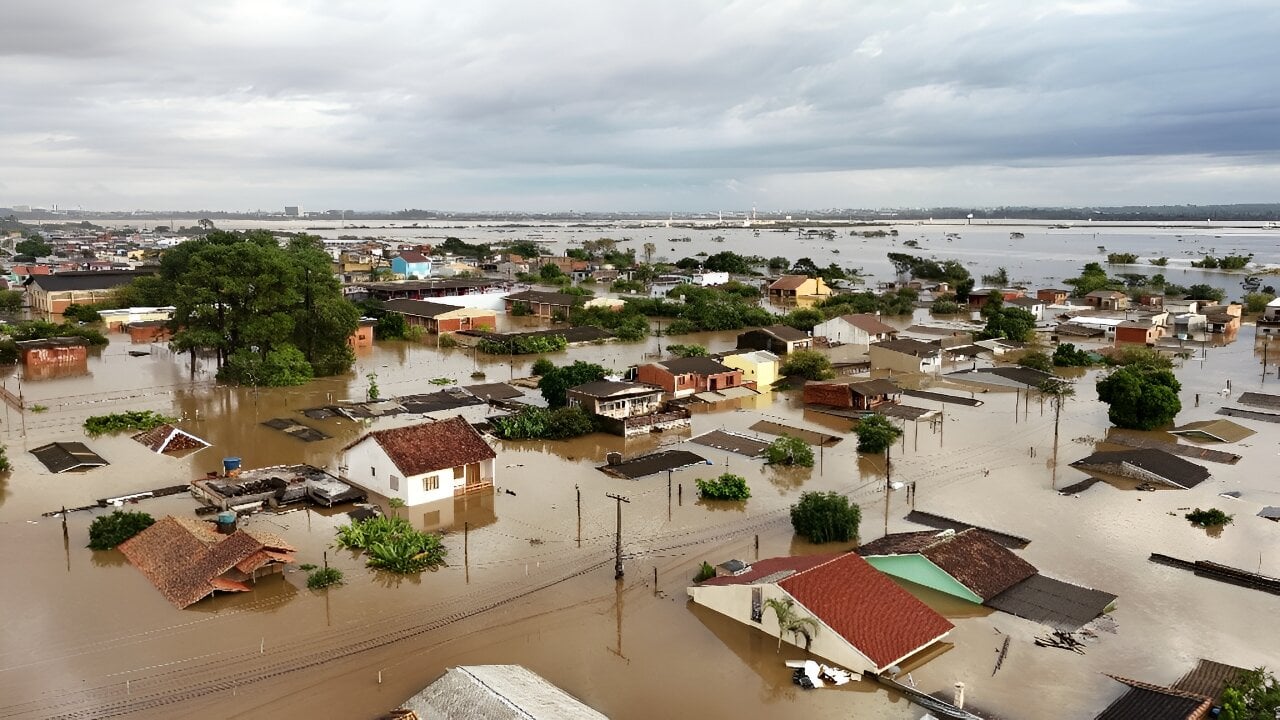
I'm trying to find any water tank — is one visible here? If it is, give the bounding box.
[215,511,237,534]
[223,457,242,474]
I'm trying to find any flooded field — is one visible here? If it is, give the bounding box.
[2,255,1280,718]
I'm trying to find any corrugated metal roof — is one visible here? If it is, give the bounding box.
[400,665,608,720]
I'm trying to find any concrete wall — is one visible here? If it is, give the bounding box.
[812,318,870,346]
[721,354,778,388]
[688,583,878,674]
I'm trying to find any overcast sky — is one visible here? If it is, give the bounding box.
[3,0,1278,212]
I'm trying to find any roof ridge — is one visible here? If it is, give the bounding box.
[1105,675,1214,702]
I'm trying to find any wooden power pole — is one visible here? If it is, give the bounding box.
[607,493,631,579]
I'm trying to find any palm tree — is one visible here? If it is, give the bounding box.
[1039,378,1075,489]
[643,242,656,265]
[763,597,820,652]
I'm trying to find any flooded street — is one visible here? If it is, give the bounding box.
[3,241,1280,718]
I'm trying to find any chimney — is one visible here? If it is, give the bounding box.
[953,682,966,709]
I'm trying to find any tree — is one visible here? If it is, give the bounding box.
[16,237,51,257]
[88,511,155,550]
[781,308,823,332]
[978,298,1037,342]
[643,242,656,264]
[1244,292,1276,313]
[702,251,752,274]
[768,256,790,271]
[1185,283,1225,302]
[0,290,25,312]
[1017,350,1053,373]
[537,361,608,407]
[695,473,751,500]
[163,231,357,382]
[1219,668,1280,720]
[763,597,820,652]
[539,262,565,281]
[790,491,860,543]
[779,349,834,380]
[1039,378,1075,489]
[766,436,814,467]
[531,357,555,376]
[1053,343,1093,367]
[854,414,902,454]
[1096,364,1181,430]
[222,345,314,386]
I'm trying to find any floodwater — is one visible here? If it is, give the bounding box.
[93,216,1280,300]
[3,255,1280,719]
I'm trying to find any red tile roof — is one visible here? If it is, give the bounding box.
[702,552,953,670]
[357,416,495,477]
[118,516,294,608]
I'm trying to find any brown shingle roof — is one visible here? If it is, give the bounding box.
[858,528,1037,601]
[769,275,811,291]
[357,416,495,477]
[838,314,898,335]
[1170,659,1249,701]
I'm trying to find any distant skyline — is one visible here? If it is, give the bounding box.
[3,1,1279,212]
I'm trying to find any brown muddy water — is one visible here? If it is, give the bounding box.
[1,318,1279,720]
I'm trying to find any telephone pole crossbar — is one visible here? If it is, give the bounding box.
[606,493,631,579]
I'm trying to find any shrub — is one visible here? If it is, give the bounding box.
[779,350,834,380]
[437,333,459,349]
[1053,343,1094,367]
[765,436,814,467]
[693,561,716,583]
[790,492,861,544]
[667,344,708,358]
[0,445,9,473]
[510,301,531,317]
[1185,508,1233,527]
[531,358,555,376]
[695,473,751,501]
[306,567,344,589]
[854,414,902,453]
[1245,293,1276,314]
[84,410,178,436]
[62,303,103,323]
[219,345,314,386]
[489,406,594,440]
[1017,350,1054,373]
[334,515,447,573]
[88,510,155,550]
[931,299,961,314]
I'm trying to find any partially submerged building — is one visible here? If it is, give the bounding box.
[736,325,812,355]
[1096,659,1249,720]
[503,290,584,319]
[812,313,898,347]
[383,299,497,334]
[869,338,943,374]
[566,380,690,437]
[191,463,364,510]
[31,441,108,473]
[132,424,210,455]
[341,416,497,506]
[688,552,954,675]
[803,378,901,411]
[636,357,744,397]
[1070,449,1211,489]
[718,350,780,389]
[389,665,608,720]
[767,275,830,302]
[857,528,1036,604]
[118,515,296,609]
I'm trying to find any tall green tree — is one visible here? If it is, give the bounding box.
[16,237,51,257]
[537,361,608,407]
[854,414,902,454]
[1096,364,1181,430]
[163,230,357,383]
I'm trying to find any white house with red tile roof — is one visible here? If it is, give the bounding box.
[341,416,496,506]
[688,552,953,674]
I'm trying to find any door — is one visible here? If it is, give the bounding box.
[465,462,481,489]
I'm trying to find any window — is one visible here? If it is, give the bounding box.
[371,466,376,477]
[423,476,440,492]
[453,466,465,480]
[389,475,400,492]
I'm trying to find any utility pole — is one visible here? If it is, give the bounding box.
[607,493,631,579]
[575,485,581,547]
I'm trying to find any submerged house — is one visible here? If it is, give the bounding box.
[1096,659,1250,720]
[1070,449,1211,489]
[341,416,497,506]
[718,350,780,389]
[636,357,743,397]
[688,553,953,675]
[736,325,812,355]
[119,516,297,609]
[383,299,498,334]
[566,380,690,437]
[390,665,608,720]
[803,378,901,411]
[767,275,830,302]
[812,313,898,347]
[857,528,1037,604]
[868,338,943,374]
